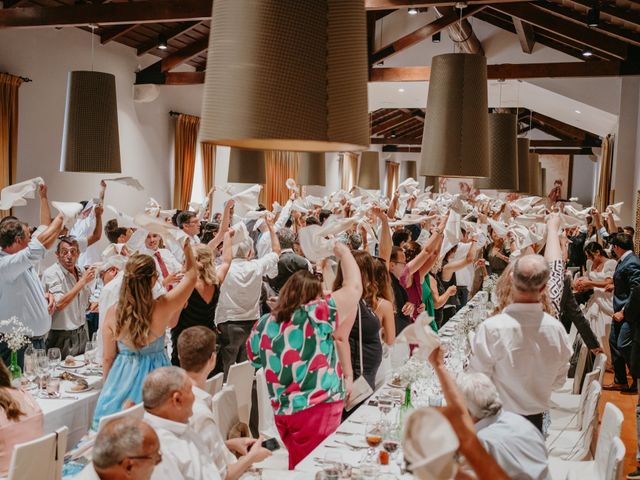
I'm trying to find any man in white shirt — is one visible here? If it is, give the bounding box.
[215,217,281,378]
[178,326,271,480]
[469,254,573,432]
[457,372,550,480]
[255,198,292,259]
[74,417,161,480]
[142,232,183,289]
[142,366,222,480]
[452,229,475,307]
[43,236,95,357]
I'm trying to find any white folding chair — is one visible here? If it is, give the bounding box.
[255,369,282,442]
[548,403,623,480]
[547,381,602,461]
[226,361,255,425]
[206,372,224,397]
[97,403,145,433]
[550,368,600,431]
[592,353,607,387]
[212,385,240,440]
[555,341,587,394]
[7,426,68,480]
[605,437,625,480]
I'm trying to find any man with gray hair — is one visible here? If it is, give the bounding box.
[142,366,222,480]
[268,228,311,293]
[469,254,572,432]
[74,417,161,480]
[457,372,550,480]
[215,216,281,378]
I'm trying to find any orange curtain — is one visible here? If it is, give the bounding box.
[264,151,299,207]
[341,152,358,191]
[0,73,23,217]
[201,142,216,214]
[173,114,200,210]
[595,135,614,212]
[385,161,399,198]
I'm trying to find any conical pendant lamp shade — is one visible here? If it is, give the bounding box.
[528,153,541,196]
[424,175,439,192]
[227,148,266,184]
[541,168,547,197]
[358,151,380,190]
[200,0,369,152]
[420,53,489,178]
[298,152,326,186]
[476,113,518,191]
[401,161,417,181]
[60,71,121,173]
[517,138,531,194]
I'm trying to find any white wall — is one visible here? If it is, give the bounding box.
[571,155,596,206]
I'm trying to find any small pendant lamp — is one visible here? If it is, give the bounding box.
[297,152,326,186]
[528,153,541,196]
[60,71,121,173]
[401,161,418,181]
[420,53,489,178]
[517,138,531,194]
[476,113,518,191]
[358,151,380,190]
[227,148,266,184]
[541,167,547,197]
[200,0,369,152]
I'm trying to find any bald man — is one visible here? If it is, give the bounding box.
[74,417,161,480]
[468,254,573,433]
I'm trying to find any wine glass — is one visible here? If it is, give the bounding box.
[377,395,394,425]
[84,342,96,368]
[48,348,61,374]
[36,354,50,398]
[23,354,37,390]
[364,422,383,462]
[382,425,401,462]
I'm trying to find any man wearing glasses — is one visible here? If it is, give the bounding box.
[74,417,161,480]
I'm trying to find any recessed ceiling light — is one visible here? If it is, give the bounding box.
[586,7,600,27]
[398,88,405,93]
[157,34,168,50]
[582,49,593,57]
[575,109,581,114]
[408,7,419,15]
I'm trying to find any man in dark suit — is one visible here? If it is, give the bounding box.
[267,228,310,293]
[606,233,640,393]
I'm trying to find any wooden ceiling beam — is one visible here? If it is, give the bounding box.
[370,5,485,64]
[533,1,640,48]
[136,37,208,83]
[513,18,535,54]
[531,112,590,141]
[100,23,139,44]
[365,0,531,9]
[0,0,211,28]
[382,146,424,152]
[530,139,601,148]
[565,0,640,29]
[373,114,416,135]
[369,60,640,81]
[136,21,203,56]
[490,3,629,59]
[531,147,594,155]
[372,137,421,145]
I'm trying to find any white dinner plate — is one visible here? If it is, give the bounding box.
[66,384,92,393]
[60,361,86,369]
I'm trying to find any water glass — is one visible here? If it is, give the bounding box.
[46,377,61,398]
[23,354,37,389]
[48,348,61,373]
[84,342,96,366]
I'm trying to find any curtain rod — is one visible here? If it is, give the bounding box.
[169,110,184,117]
[0,72,31,83]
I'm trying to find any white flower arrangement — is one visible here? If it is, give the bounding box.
[482,274,499,293]
[395,356,430,385]
[0,317,33,351]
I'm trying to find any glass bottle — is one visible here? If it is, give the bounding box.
[9,350,22,387]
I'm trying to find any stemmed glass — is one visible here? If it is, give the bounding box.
[48,348,61,375]
[364,422,383,463]
[23,353,38,391]
[35,351,50,398]
[84,342,96,368]
[377,394,394,425]
[382,425,401,465]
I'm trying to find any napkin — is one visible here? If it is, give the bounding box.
[298,225,337,263]
[51,201,83,228]
[144,197,161,217]
[398,177,420,195]
[103,176,144,191]
[396,312,440,361]
[106,205,136,228]
[439,210,461,258]
[228,185,262,217]
[134,213,179,237]
[101,242,128,260]
[402,407,459,480]
[0,177,44,210]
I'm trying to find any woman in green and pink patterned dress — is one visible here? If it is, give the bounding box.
[247,242,362,469]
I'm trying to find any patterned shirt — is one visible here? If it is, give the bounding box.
[247,296,344,416]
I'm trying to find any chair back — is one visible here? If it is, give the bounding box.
[577,369,600,426]
[212,385,240,440]
[605,437,625,480]
[594,403,624,480]
[226,361,255,424]
[573,342,589,394]
[97,403,145,433]
[8,426,68,480]
[255,368,281,441]
[564,381,601,461]
[206,372,224,397]
[592,353,607,386]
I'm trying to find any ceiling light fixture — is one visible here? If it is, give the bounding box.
[408,7,419,15]
[587,6,600,27]
[582,49,593,57]
[398,88,405,93]
[575,109,581,114]
[157,34,168,50]
[432,32,441,43]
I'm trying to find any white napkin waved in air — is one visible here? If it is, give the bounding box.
[134,213,178,237]
[225,185,262,217]
[0,177,44,210]
[439,210,461,258]
[51,201,83,228]
[103,176,144,191]
[298,225,337,263]
[106,205,136,228]
[402,407,460,480]
[396,312,440,361]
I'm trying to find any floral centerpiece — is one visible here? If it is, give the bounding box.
[0,317,33,385]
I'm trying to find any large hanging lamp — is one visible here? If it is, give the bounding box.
[200,0,369,152]
[517,137,531,194]
[60,71,121,173]
[424,175,439,192]
[227,148,266,184]
[476,113,518,191]
[358,151,380,190]
[298,152,326,186]
[541,167,547,197]
[528,153,541,196]
[420,53,489,178]
[401,161,417,181]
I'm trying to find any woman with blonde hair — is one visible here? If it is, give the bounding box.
[170,234,232,365]
[92,240,197,427]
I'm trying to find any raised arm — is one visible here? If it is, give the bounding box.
[208,199,233,250]
[544,214,563,263]
[37,214,65,250]
[155,240,197,319]
[216,230,233,284]
[266,216,281,256]
[86,205,103,247]
[442,241,478,280]
[39,184,52,226]
[387,191,399,220]
[374,207,391,265]
[407,214,447,276]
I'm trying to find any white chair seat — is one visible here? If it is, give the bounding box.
[255,368,283,443]
[212,385,240,440]
[8,426,68,480]
[226,361,255,426]
[206,372,224,397]
[549,456,598,480]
